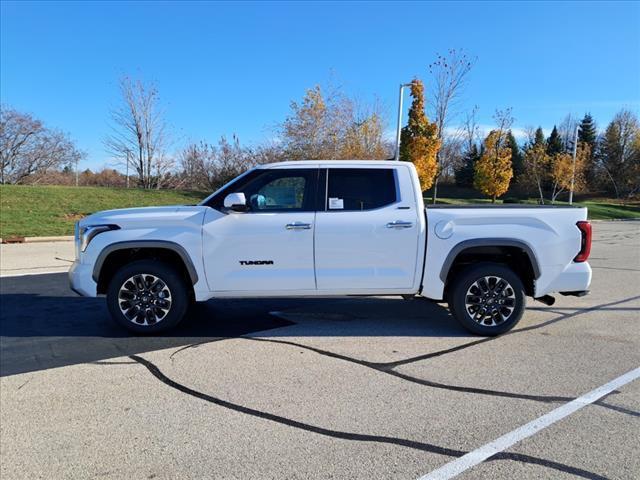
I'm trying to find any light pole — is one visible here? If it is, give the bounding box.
[394,83,412,161]
[569,124,579,205]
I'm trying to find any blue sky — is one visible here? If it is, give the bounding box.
[1,1,639,170]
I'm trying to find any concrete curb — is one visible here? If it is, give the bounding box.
[25,236,74,243]
[1,235,74,244]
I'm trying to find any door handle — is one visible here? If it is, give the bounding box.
[286,222,312,230]
[386,220,413,229]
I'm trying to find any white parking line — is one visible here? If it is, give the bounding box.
[418,367,640,480]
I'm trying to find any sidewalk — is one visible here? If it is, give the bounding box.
[0,241,75,277]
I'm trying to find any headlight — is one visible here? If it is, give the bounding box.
[79,224,120,252]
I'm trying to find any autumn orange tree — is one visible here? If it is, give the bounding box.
[474,110,514,202]
[549,142,589,203]
[399,79,440,190]
[281,85,388,160]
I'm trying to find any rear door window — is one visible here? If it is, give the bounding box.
[326,168,397,211]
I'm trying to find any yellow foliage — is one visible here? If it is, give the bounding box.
[400,79,441,190]
[551,142,589,193]
[474,130,513,202]
[409,134,440,189]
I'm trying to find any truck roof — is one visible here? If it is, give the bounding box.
[257,160,411,168]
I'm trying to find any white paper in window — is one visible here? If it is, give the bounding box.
[328,197,344,209]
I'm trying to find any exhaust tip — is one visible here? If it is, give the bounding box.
[535,295,556,306]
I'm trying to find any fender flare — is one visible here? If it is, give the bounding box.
[439,238,541,283]
[92,240,199,285]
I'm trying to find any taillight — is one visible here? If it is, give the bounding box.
[574,221,592,262]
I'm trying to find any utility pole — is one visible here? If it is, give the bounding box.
[75,156,79,186]
[394,83,412,161]
[569,124,579,205]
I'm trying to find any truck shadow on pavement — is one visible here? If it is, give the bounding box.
[0,274,464,377]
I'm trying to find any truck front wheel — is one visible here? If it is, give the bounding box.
[448,263,525,336]
[106,260,189,334]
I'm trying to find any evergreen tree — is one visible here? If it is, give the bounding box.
[546,126,564,156]
[454,143,480,187]
[507,131,524,178]
[578,113,598,189]
[534,127,546,146]
[578,113,597,148]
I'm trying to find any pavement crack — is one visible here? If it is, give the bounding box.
[127,354,464,457]
[128,354,608,479]
[245,337,572,404]
[168,338,228,362]
[91,360,138,365]
[16,378,31,390]
[490,452,610,480]
[387,294,640,370]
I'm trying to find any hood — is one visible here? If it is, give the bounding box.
[80,205,208,230]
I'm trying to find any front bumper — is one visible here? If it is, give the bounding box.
[68,260,97,297]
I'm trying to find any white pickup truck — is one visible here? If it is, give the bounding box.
[70,160,592,336]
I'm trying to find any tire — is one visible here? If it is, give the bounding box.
[106,260,190,334]
[448,262,525,336]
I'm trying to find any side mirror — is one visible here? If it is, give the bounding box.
[223,192,247,212]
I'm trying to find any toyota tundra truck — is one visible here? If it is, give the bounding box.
[69,160,592,336]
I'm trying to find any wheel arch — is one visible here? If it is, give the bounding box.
[93,241,198,295]
[440,238,540,298]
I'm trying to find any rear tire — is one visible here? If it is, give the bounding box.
[106,260,189,334]
[448,263,525,336]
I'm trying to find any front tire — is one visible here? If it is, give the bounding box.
[106,260,189,334]
[448,263,525,336]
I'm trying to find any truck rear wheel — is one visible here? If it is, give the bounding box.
[448,263,525,336]
[106,260,189,334]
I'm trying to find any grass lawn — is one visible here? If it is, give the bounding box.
[0,185,208,237]
[1,184,638,238]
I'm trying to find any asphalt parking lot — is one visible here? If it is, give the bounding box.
[1,221,639,479]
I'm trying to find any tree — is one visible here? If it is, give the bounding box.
[578,113,597,148]
[473,110,514,202]
[558,115,578,150]
[280,84,388,161]
[454,106,480,187]
[0,106,83,184]
[507,130,524,179]
[428,48,476,202]
[179,136,256,191]
[104,77,172,189]
[596,109,640,199]
[455,142,480,187]
[399,79,440,190]
[578,113,598,188]
[549,142,589,203]
[546,126,564,156]
[521,127,550,204]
